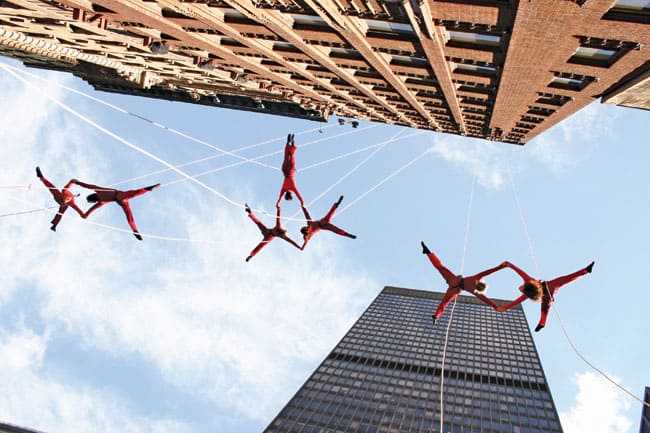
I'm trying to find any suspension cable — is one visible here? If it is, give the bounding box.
[0,62,373,188]
[438,145,478,433]
[1,65,245,209]
[337,143,431,216]
[0,62,335,173]
[506,153,650,408]
[6,195,222,243]
[301,128,412,212]
[0,205,57,218]
[161,124,380,189]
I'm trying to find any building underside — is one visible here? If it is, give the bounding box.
[0,0,649,143]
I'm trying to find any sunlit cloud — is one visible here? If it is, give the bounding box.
[560,371,633,433]
[429,135,512,190]
[0,326,192,433]
[0,66,377,430]
[527,102,617,173]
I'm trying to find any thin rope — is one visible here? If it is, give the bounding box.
[160,124,379,188]
[298,130,421,172]
[507,167,541,274]
[337,143,432,216]
[0,184,32,190]
[506,155,650,408]
[0,62,334,174]
[302,128,411,211]
[3,67,386,224]
[110,125,342,187]
[6,195,222,244]
[438,156,477,433]
[1,62,377,192]
[0,205,57,218]
[3,64,398,225]
[2,65,244,208]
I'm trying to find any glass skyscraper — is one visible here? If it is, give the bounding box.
[264,286,564,433]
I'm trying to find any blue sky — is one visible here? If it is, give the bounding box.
[0,56,648,433]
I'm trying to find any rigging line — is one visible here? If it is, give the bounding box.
[554,305,650,407]
[506,153,650,409]
[439,149,478,433]
[4,67,309,224]
[301,128,410,211]
[2,65,242,209]
[336,144,432,216]
[159,124,380,187]
[0,184,32,189]
[1,63,335,175]
[507,166,540,275]
[0,204,57,218]
[3,66,376,223]
[298,130,424,172]
[6,195,222,244]
[112,123,377,189]
[110,123,363,187]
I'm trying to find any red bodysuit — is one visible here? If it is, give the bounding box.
[276,136,305,208]
[75,180,157,240]
[500,261,592,331]
[246,206,301,261]
[301,196,355,249]
[425,247,506,320]
[37,169,84,230]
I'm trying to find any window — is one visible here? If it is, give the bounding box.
[365,19,413,33]
[447,30,501,51]
[548,72,595,91]
[291,13,333,32]
[364,19,416,41]
[527,106,556,117]
[603,0,650,23]
[454,63,496,76]
[391,54,428,67]
[330,47,363,60]
[576,46,616,60]
[613,0,650,10]
[535,92,571,106]
[569,46,621,67]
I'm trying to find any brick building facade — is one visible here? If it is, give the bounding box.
[0,0,648,143]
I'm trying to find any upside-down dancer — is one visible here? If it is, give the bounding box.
[422,241,508,325]
[498,260,594,332]
[73,180,160,240]
[300,195,356,249]
[35,166,84,231]
[276,133,305,209]
[245,204,301,262]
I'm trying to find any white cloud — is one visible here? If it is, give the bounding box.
[0,65,377,429]
[424,102,619,189]
[0,327,193,433]
[560,371,633,433]
[429,135,511,190]
[36,204,375,420]
[527,102,616,173]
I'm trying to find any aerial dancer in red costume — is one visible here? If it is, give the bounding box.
[35,166,84,231]
[73,180,160,240]
[498,260,594,332]
[300,195,356,249]
[421,241,508,324]
[245,204,301,262]
[276,133,305,209]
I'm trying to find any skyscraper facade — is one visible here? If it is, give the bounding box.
[264,286,563,433]
[1,0,649,143]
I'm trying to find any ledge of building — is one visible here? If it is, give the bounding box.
[601,61,650,111]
